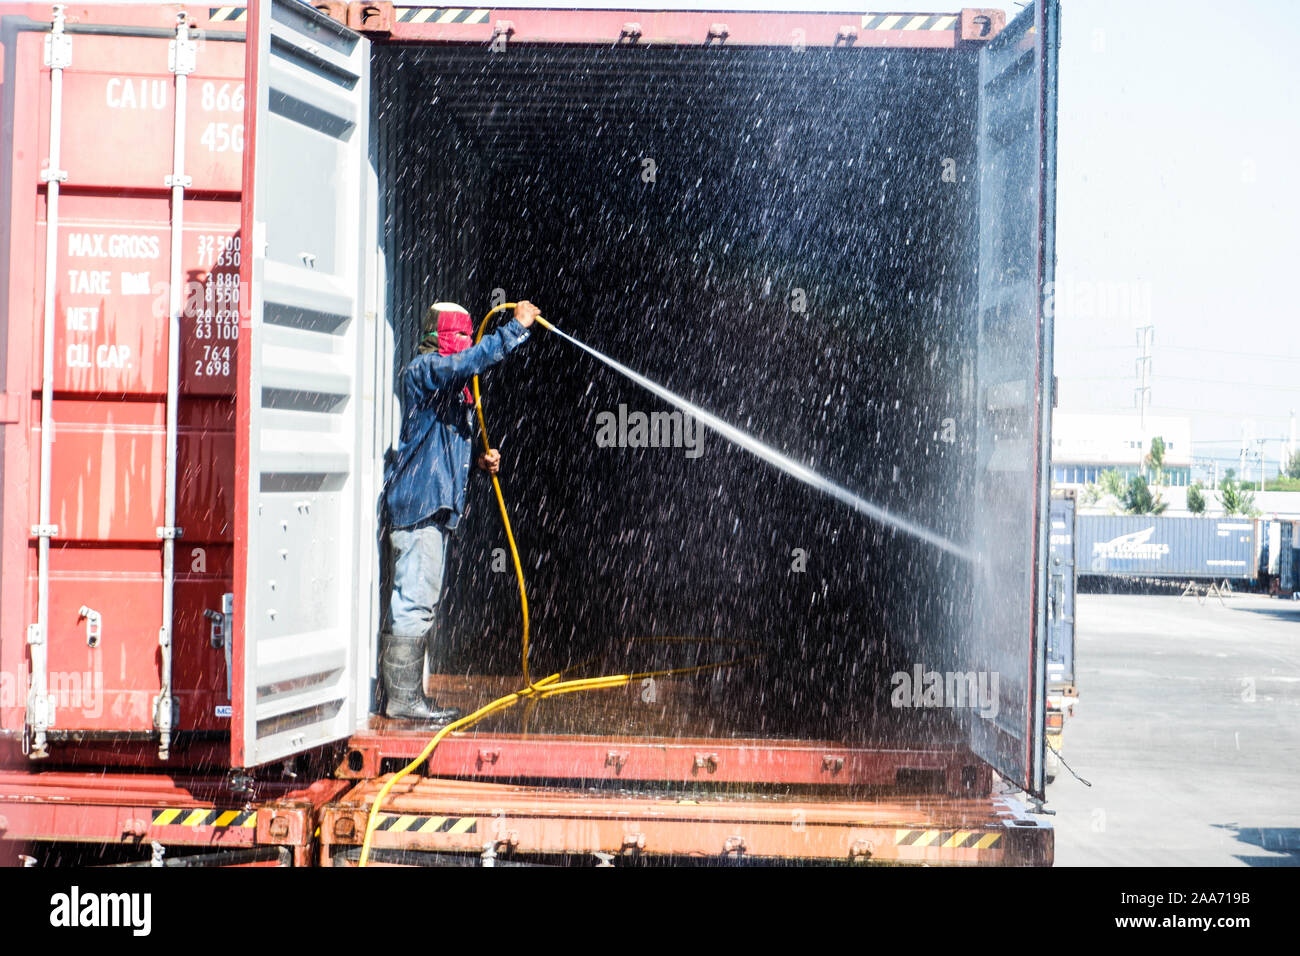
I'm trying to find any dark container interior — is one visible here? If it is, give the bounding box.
[373,42,983,746]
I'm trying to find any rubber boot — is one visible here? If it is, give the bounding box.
[381,632,462,723]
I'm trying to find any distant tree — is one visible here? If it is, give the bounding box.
[1286,449,1300,480]
[1080,482,1103,506]
[1219,473,1258,516]
[1099,469,1128,500]
[1265,475,1300,492]
[1144,436,1166,485]
[1123,475,1168,515]
[1186,481,1207,515]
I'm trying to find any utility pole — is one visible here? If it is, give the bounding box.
[1193,456,1219,490]
[1240,418,1252,486]
[1289,409,1296,477]
[1134,325,1154,429]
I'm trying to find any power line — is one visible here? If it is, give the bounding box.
[1150,376,1300,391]
[1161,345,1300,362]
[1150,408,1292,420]
[1061,375,1300,391]
[1191,438,1280,445]
[1061,344,1300,362]
[1071,405,1292,421]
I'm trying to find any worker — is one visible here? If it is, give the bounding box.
[381,300,539,722]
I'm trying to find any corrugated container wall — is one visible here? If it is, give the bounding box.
[1,5,246,762]
[375,40,980,748]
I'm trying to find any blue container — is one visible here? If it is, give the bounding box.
[1076,515,1258,580]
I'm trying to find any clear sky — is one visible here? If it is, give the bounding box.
[490,1,1299,476]
[1049,0,1300,480]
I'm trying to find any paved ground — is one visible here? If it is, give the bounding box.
[1047,592,1300,866]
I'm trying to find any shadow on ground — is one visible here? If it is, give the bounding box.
[1225,604,1300,621]
[1214,825,1300,866]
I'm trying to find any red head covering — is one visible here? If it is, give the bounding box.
[422,302,475,405]
[434,303,474,356]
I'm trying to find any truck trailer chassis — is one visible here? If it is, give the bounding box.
[1,733,1051,866]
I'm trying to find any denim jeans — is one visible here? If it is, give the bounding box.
[389,519,451,641]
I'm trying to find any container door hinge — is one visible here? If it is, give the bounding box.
[43,7,71,69]
[834,26,858,46]
[155,623,176,759]
[24,623,54,754]
[39,168,67,184]
[31,524,58,538]
[156,526,183,540]
[78,605,102,647]
[617,22,642,45]
[169,13,196,75]
[164,174,193,188]
[25,695,55,730]
[153,693,176,735]
[705,23,729,46]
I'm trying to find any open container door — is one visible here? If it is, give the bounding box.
[1047,492,1076,687]
[968,0,1059,796]
[234,0,372,767]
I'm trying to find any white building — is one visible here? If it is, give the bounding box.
[1050,411,1192,488]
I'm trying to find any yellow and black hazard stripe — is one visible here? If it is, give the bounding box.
[151,808,257,828]
[208,6,248,22]
[894,828,1002,849]
[861,13,959,32]
[372,812,478,835]
[394,7,490,24]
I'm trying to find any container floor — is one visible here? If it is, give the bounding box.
[407,670,965,746]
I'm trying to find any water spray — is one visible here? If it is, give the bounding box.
[532,312,972,561]
[358,301,970,865]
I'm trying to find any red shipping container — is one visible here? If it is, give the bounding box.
[0,1,1058,811]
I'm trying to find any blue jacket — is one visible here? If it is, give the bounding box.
[384,318,530,530]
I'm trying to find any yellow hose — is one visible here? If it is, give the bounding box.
[358,303,753,867]
[470,303,551,689]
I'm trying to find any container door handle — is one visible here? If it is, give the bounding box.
[78,606,102,647]
[205,593,235,700]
